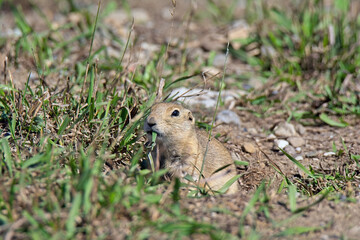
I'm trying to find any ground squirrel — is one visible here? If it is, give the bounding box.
[144,102,239,194]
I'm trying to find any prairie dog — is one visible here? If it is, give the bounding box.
[144,102,239,194]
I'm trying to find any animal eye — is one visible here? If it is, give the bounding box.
[171,109,180,117]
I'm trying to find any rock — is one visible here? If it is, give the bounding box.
[132,8,150,24]
[104,8,150,27]
[106,46,121,58]
[104,10,128,26]
[137,42,161,65]
[295,124,306,135]
[320,234,330,240]
[273,122,297,137]
[274,139,289,149]
[282,145,303,160]
[212,53,228,68]
[242,142,256,154]
[287,136,305,147]
[202,66,221,77]
[324,152,336,157]
[284,145,296,156]
[260,45,277,58]
[237,0,247,9]
[247,128,258,135]
[68,12,84,24]
[231,152,241,161]
[349,225,360,236]
[267,133,276,140]
[248,77,264,89]
[170,87,244,109]
[201,38,226,51]
[0,27,22,38]
[161,7,173,20]
[228,20,250,49]
[305,151,320,158]
[216,110,241,126]
[295,147,302,153]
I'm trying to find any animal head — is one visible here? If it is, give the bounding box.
[144,102,195,138]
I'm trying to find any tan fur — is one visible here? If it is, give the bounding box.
[144,102,239,194]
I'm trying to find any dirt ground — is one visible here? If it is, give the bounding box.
[126,2,360,238]
[1,0,360,239]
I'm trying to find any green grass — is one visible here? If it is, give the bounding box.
[231,0,360,122]
[0,0,360,239]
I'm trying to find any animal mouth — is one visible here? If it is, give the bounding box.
[146,128,162,137]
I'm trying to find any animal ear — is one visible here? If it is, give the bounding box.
[188,111,194,123]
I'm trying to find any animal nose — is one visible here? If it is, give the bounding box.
[147,117,156,127]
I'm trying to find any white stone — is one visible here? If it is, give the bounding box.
[267,133,276,140]
[170,87,244,109]
[216,110,241,126]
[274,139,289,149]
[324,152,336,157]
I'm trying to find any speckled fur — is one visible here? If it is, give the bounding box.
[144,102,239,194]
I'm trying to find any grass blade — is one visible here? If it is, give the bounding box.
[319,113,348,127]
[58,115,71,136]
[239,182,265,236]
[66,193,82,238]
[280,148,316,179]
[275,226,323,237]
[0,138,13,177]
[217,174,241,194]
[288,184,297,212]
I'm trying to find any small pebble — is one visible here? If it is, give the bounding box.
[287,136,305,147]
[295,155,304,161]
[273,121,297,137]
[161,7,173,20]
[3,132,11,137]
[284,145,296,156]
[274,139,289,149]
[242,142,256,154]
[247,128,258,135]
[248,77,263,89]
[132,8,150,23]
[320,234,330,240]
[260,45,277,58]
[171,87,240,109]
[267,133,276,140]
[295,147,302,152]
[349,225,360,236]
[104,10,128,25]
[305,151,319,158]
[295,124,306,135]
[231,152,241,161]
[216,110,241,126]
[212,53,227,68]
[324,152,336,157]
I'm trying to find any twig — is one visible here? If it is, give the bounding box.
[3,56,7,84]
[156,78,165,102]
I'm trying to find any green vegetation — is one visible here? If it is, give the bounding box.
[233,0,360,122]
[0,0,359,239]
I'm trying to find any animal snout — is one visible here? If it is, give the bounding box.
[147,117,157,127]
